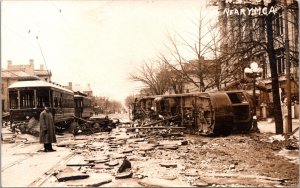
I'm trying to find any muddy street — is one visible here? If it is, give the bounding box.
[1,114,299,187]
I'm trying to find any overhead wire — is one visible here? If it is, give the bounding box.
[35,36,51,81]
[22,2,69,81]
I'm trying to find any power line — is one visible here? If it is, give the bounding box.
[35,35,51,81]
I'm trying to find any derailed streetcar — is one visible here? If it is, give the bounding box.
[130,90,254,136]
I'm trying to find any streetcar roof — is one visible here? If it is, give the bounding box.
[74,95,84,97]
[8,80,73,93]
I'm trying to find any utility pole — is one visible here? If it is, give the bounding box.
[284,0,292,133]
[266,0,284,134]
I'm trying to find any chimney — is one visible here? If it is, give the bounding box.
[69,82,72,87]
[7,60,12,69]
[29,59,34,66]
[40,64,44,70]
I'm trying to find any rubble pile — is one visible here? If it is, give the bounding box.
[42,126,298,187]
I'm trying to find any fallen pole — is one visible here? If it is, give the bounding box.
[291,127,299,135]
[126,126,185,130]
[285,127,299,139]
[73,115,94,124]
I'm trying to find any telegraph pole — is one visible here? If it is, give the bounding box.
[284,0,292,133]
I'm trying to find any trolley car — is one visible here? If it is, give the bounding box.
[8,80,93,130]
[74,91,93,119]
[130,90,253,135]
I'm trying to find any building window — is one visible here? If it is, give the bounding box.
[275,48,285,75]
[273,9,283,37]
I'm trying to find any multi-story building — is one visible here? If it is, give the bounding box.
[216,0,299,118]
[1,59,52,112]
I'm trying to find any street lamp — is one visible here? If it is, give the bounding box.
[244,62,263,132]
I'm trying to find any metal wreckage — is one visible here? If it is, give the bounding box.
[129,90,255,136]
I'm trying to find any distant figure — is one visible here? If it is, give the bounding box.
[39,104,57,152]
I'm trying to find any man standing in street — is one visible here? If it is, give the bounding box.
[39,104,56,152]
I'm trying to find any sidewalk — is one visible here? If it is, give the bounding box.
[1,129,73,187]
[258,118,299,138]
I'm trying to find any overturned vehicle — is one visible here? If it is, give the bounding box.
[129,90,254,136]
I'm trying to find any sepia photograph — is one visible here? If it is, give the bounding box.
[1,0,299,187]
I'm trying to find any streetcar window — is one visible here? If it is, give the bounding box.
[75,100,78,108]
[62,94,66,107]
[146,99,152,110]
[9,91,18,109]
[75,99,81,108]
[227,92,248,104]
[53,91,62,108]
[227,93,241,104]
[63,94,74,108]
[36,89,50,108]
[20,90,34,109]
[60,94,63,107]
[83,98,90,107]
[59,98,62,107]
[61,94,65,107]
[54,97,58,107]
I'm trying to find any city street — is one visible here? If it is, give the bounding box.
[1,1,299,187]
[1,114,299,187]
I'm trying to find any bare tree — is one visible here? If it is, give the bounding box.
[159,13,233,92]
[125,95,136,108]
[93,96,122,114]
[129,60,174,95]
[109,100,122,113]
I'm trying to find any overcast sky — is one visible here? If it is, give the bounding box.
[1,0,218,104]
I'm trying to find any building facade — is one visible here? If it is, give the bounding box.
[1,59,52,112]
[216,0,299,118]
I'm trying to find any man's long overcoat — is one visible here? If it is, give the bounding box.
[39,110,57,143]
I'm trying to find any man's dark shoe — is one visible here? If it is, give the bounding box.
[42,149,56,152]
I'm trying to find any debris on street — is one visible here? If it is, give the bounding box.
[1,114,299,187]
